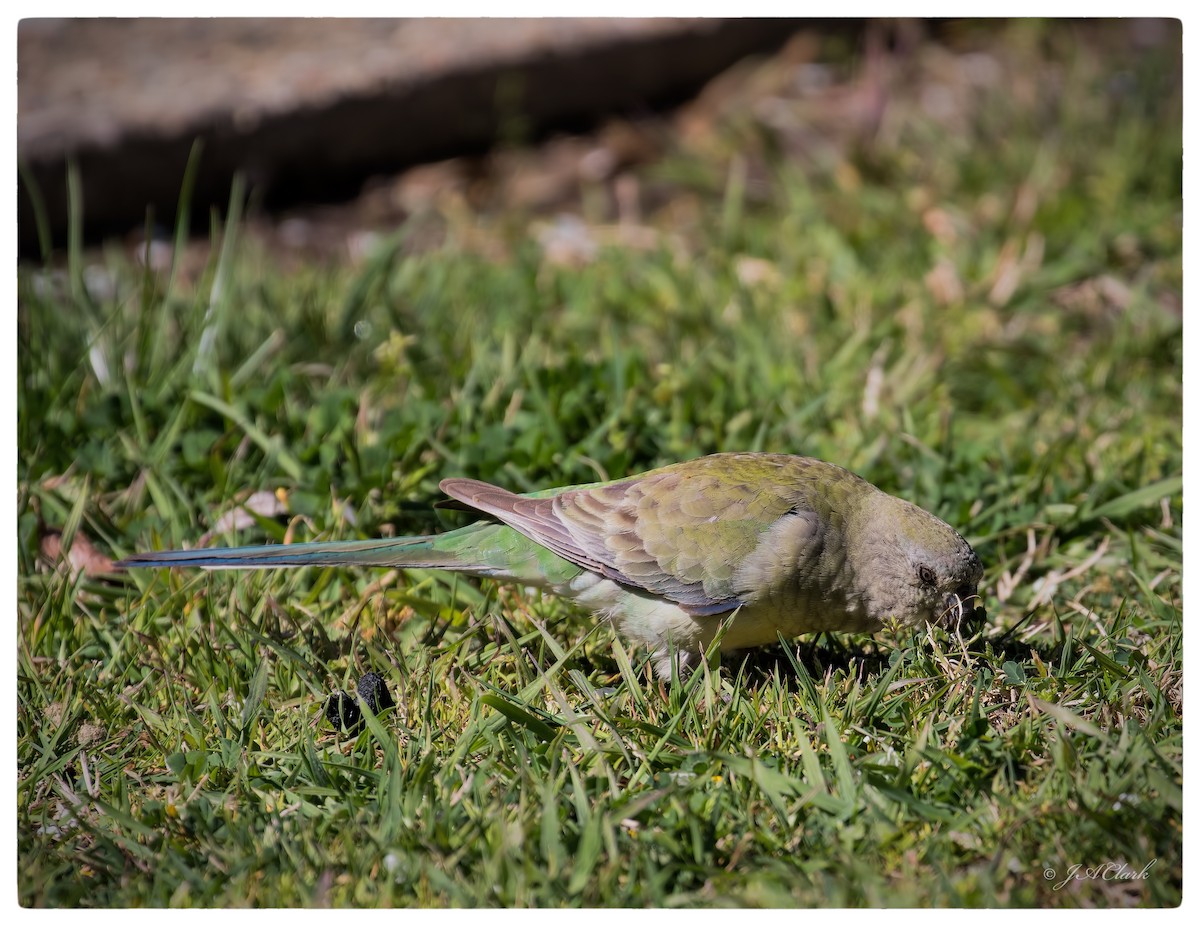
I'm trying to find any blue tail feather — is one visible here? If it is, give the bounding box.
[116,536,452,571]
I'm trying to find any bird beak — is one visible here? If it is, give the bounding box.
[943,586,982,624]
[944,591,965,622]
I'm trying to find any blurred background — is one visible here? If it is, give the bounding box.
[20,18,1179,262]
[19,17,806,256]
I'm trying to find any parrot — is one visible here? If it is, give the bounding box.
[117,452,984,677]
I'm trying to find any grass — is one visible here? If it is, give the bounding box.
[17,23,1182,907]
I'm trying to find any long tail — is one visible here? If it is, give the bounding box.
[115,521,582,589]
[117,533,470,572]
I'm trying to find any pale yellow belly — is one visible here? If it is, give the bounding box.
[561,571,877,677]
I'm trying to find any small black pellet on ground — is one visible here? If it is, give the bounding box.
[356,672,394,715]
[324,673,394,732]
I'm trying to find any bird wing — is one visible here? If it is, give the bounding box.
[439,455,814,614]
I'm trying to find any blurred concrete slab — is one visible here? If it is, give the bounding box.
[18,18,804,253]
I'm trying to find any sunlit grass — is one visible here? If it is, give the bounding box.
[17,24,1180,907]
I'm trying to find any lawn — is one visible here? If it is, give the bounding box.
[16,22,1182,907]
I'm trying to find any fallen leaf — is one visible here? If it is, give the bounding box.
[40,531,117,576]
[198,489,289,545]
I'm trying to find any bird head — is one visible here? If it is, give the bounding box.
[850,492,984,630]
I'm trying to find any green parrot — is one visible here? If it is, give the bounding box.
[118,452,983,676]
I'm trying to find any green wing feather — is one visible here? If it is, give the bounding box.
[440,453,837,613]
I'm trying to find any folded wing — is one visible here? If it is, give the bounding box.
[440,457,810,615]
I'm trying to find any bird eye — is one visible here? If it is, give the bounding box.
[917,564,936,587]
